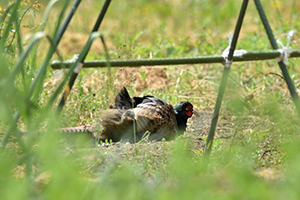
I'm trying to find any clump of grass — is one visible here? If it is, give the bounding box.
[0,0,80,184]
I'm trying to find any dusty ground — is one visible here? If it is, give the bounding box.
[81,107,282,181]
[114,67,168,92]
[10,96,284,183]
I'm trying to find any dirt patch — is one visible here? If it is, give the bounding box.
[253,168,284,181]
[186,107,235,139]
[114,66,168,92]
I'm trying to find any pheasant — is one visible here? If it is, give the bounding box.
[61,87,193,143]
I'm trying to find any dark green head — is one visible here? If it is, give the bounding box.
[174,101,193,131]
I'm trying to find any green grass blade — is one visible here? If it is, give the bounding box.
[0,0,20,48]
[50,32,101,110]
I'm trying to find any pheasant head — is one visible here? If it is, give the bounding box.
[174,101,193,131]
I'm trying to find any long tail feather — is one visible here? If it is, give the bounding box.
[59,125,93,133]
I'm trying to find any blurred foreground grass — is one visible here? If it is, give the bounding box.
[1,0,300,199]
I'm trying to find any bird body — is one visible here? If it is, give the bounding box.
[61,88,193,143]
[96,88,193,142]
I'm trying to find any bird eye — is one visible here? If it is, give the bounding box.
[185,105,193,112]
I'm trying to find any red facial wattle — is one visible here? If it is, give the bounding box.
[184,105,193,117]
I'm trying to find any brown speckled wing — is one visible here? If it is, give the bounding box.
[133,103,178,140]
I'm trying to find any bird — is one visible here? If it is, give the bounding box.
[58,87,193,143]
[16,88,192,144]
[94,87,193,142]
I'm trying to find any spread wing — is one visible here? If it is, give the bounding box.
[132,102,178,140]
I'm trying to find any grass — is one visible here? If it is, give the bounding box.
[1,0,300,199]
